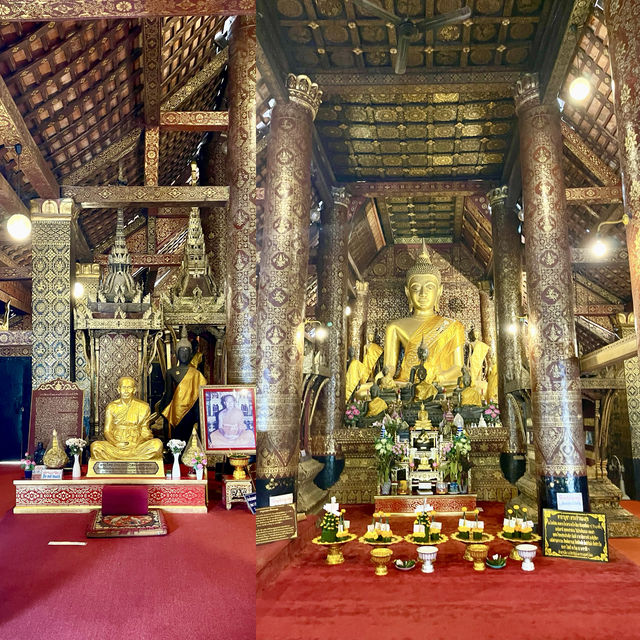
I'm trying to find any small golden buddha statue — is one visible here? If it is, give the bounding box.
[485,352,498,403]
[361,331,383,381]
[365,382,388,418]
[43,429,68,469]
[383,241,465,390]
[465,327,489,397]
[459,368,483,407]
[345,346,367,401]
[90,377,163,462]
[414,403,433,430]
[377,365,396,391]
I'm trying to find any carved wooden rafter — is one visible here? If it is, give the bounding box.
[0,1,254,19]
[142,18,162,127]
[348,181,491,198]
[159,111,229,131]
[565,185,622,205]
[0,266,31,281]
[561,121,619,186]
[62,185,229,207]
[95,253,182,267]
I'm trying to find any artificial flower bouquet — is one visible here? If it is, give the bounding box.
[412,504,442,543]
[20,453,35,472]
[483,402,501,425]
[167,439,186,455]
[190,450,207,471]
[65,438,87,456]
[344,401,365,427]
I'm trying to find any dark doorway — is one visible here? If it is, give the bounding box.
[0,357,31,461]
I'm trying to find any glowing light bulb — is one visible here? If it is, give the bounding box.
[7,213,31,240]
[73,282,85,298]
[344,306,352,316]
[316,326,328,341]
[507,323,518,335]
[592,238,607,258]
[569,77,590,101]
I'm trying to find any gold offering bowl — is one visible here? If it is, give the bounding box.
[228,455,250,480]
[468,544,489,571]
[497,532,541,560]
[451,532,495,561]
[370,548,393,576]
[311,534,357,565]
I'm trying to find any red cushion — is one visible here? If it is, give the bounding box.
[102,486,149,516]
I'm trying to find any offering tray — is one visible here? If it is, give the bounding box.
[358,533,403,548]
[403,533,449,546]
[497,531,542,560]
[451,531,495,561]
[312,533,358,565]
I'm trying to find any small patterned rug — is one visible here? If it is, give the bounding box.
[86,509,168,538]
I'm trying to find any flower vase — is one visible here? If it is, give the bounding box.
[172,454,181,480]
[380,479,392,495]
[24,469,32,480]
[72,454,81,479]
[449,481,459,494]
[195,466,204,481]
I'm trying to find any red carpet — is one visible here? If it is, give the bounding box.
[0,465,255,640]
[257,503,640,640]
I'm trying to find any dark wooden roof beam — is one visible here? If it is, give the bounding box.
[565,185,622,205]
[159,111,229,132]
[62,185,228,207]
[0,76,58,198]
[142,19,162,126]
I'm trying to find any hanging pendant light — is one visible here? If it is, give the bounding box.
[6,143,31,240]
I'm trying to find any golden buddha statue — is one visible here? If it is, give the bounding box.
[365,382,388,418]
[465,327,489,398]
[90,377,163,462]
[485,353,498,403]
[377,365,396,391]
[383,241,465,390]
[414,403,433,430]
[459,368,483,407]
[361,331,383,381]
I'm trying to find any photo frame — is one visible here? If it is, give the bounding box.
[199,386,256,454]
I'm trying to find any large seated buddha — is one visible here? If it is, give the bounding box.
[90,377,163,467]
[383,242,465,391]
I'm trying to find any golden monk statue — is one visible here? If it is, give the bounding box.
[345,346,367,401]
[485,352,498,403]
[90,377,163,461]
[361,331,383,381]
[365,382,388,418]
[383,241,465,390]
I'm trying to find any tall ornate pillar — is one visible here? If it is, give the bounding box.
[312,186,350,488]
[201,134,228,295]
[514,74,589,514]
[31,198,75,387]
[255,75,322,508]
[488,186,527,476]
[605,1,640,370]
[349,280,369,359]
[478,283,497,356]
[613,313,640,498]
[226,15,256,385]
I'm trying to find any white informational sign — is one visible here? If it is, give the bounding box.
[556,492,584,512]
[269,493,293,507]
[41,469,63,480]
[32,465,46,477]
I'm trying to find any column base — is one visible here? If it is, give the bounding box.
[297,457,328,514]
[311,454,345,489]
[499,452,527,485]
[256,476,296,509]
[536,474,590,521]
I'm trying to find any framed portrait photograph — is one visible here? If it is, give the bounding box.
[199,386,256,454]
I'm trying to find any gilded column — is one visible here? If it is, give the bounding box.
[488,186,527,477]
[201,133,228,294]
[31,198,75,388]
[226,15,256,384]
[255,75,322,508]
[604,1,640,371]
[349,280,369,359]
[478,283,497,356]
[514,74,589,513]
[312,186,350,488]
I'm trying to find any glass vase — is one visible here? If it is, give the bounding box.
[195,466,204,481]
[72,454,81,479]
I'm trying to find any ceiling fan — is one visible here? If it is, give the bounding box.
[352,0,472,75]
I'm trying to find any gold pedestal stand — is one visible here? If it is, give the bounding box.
[468,544,489,571]
[312,533,357,565]
[370,548,393,576]
[497,531,541,560]
[451,531,495,560]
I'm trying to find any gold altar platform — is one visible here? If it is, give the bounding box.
[14,477,208,514]
[374,493,478,517]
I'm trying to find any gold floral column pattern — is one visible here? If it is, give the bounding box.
[478,284,497,356]
[312,187,350,462]
[514,73,588,511]
[256,74,322,508]
[227,15,256,385]
[488,186,527,455]
[31,198,75,387]
[604,0,640,368]
[349,280,369,359]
